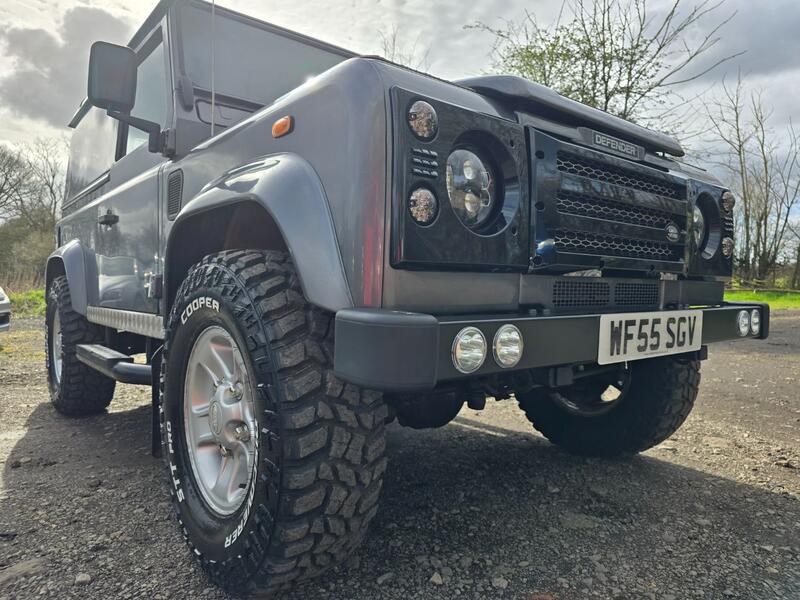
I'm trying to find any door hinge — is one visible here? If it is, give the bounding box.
[146,274,163,299]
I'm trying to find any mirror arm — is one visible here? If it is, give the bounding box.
[107,110,163,153]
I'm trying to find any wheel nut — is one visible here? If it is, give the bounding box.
[219,445,230,457]
[234,425,250,442]
[229,382,243,399]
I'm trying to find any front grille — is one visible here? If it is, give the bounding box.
[553,279,610,308]
[531,131,689,273]
[556,191,676,229]
[615,282,659,306]
[557,151,686,200]
[554,230,680,261]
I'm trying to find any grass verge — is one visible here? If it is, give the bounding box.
[725,290,800,310]
[8,289,46,317]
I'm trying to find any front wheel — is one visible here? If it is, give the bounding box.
[161,250,387,597]
[517,355,700,457]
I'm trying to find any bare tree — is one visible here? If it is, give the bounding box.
[0,138,66,230]
[469,0,739,135]
[0,145,30,220]
[378,25,431,72]
[705,76,800,282]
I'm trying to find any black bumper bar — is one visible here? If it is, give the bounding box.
[333,302,769,392]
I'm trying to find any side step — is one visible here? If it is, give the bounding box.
[76,344,152,385]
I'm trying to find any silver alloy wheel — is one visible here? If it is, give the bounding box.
[52,312,63,384]
[183,325,257,516]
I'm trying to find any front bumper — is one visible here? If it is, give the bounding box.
[333,302,769,392]
[0,299,10,332]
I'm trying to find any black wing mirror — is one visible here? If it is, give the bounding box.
[88,41,137,113]
[87,41,163,154]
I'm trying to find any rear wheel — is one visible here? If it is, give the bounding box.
[517,356,700,456]
[161,250,387,597]
[46,275,115,415]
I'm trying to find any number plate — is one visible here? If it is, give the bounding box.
[597,310,703,365]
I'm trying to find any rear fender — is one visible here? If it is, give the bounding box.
[45,240,98,315]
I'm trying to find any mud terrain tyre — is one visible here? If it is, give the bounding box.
[45,275,115,415]
[160,250,387,597]
[517,356,700,457]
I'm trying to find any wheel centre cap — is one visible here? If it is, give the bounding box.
[209,401,223,436]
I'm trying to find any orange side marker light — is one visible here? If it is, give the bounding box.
[272,116,294,138]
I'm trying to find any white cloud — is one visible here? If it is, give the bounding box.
[0,0,797,149]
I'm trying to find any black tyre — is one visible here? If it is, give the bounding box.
[46,275,115,415]
[161,250,387,597]
[517,356,700,457]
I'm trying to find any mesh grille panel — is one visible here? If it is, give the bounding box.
[557,152,686,200]
[554,230,679,261]
[556,191,679,229]
[615,282,660,306]
[552,280,610,308]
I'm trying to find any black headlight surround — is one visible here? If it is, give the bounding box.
[694,192,721,259]
[390,87,529,272]
[687,181,733,279]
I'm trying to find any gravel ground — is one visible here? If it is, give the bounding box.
[0,314,798,599]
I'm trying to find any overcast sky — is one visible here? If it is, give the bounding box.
[0,0,798,151]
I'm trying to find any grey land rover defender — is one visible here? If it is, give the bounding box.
[46,0,769,595]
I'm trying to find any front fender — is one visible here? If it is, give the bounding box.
[168,153,353,312]
[45,240,98,315]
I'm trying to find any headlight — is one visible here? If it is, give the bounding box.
[452,327,486,373]
[493,324,523,368]
[750,309,760,335]
[407,100,438,141]
[736,310,750,337]
[692,205,706,247]
[408,188,438,226]
[446,149,496,229]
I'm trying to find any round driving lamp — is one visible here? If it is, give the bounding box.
[692,205,706,247]
[736,310,750,337]
[452,327,487,374]
[721,191,736,213]
[493,324,523,368]
[446,149,496,229]
[721,236,734,258]
[750,309,761,336]
[408,188,438,226]
[407,100,438,141]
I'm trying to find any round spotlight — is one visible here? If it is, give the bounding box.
[721,191,736,213]
[736,310,750,337]
[493,324,524,368]
[721,237,734,258]
[750,309,761,336]
[407,100,438,141]
[408,187,438,225]
[452,327,486,374]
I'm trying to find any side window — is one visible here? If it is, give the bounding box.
[125,34,169,155]
[65,107,118,200]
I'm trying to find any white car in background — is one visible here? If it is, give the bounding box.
[0,287,10,332]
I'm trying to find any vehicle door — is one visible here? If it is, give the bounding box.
[94,27,171,314]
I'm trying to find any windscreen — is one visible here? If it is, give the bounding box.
[180,3,349,106]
